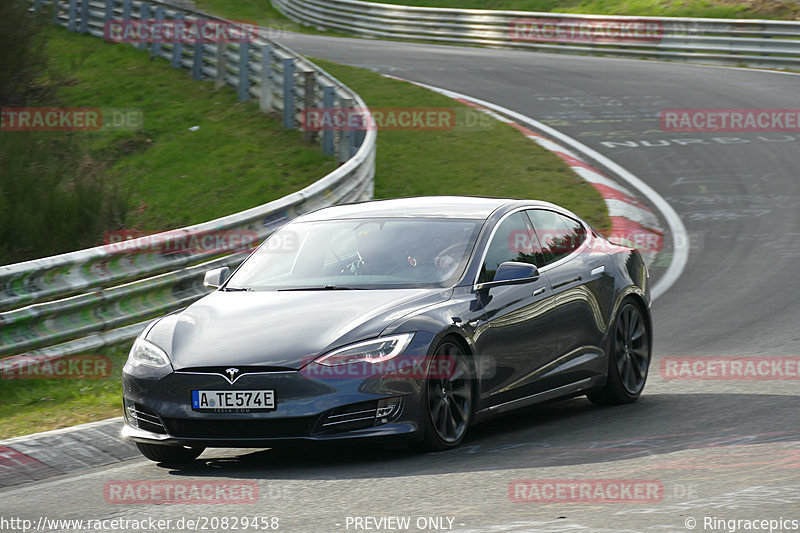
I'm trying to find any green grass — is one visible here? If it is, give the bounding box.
[193,0,346,35]
[0,344,130,439]
[0,27,336,263]
[47,29,338,232]
[312,58,609,230]
[358,0,800,19]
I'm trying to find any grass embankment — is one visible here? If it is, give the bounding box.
[0,346,130,439]
[194,0,336,33]
[358,0,799,19]
[1,26,336,264]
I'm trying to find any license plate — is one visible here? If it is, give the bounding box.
[192,390,275,411]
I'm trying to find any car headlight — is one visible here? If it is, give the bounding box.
[315,333,415,366]
[126,337,171,369]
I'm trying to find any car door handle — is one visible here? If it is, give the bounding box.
[533,287,546,296]
[590,265,605,276]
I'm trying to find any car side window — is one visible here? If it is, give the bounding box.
[479,213,540,283]
[526,210,586,265]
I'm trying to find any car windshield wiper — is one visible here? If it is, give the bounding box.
[277,285,364,291]
[222,286,253,292]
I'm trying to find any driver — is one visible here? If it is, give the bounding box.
[433,243,463,279]
[345,224,386,275]
[408,232,465,280]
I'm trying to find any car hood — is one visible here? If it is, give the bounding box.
[146,288,451,370]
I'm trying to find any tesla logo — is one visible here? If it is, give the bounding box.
[225,368,240,381]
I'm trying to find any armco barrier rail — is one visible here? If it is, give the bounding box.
[274,0,800,69]
[0,0,376,358]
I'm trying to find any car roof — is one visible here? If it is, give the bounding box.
[295,196,564,222]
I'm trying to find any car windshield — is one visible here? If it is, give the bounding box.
[226,217,483,290]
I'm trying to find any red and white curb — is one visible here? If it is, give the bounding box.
[455,98,664,267]
[0,417,137,489]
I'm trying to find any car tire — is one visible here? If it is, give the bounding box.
[588,298,651,405]
[420,339,474,451]
[135,442,205,463]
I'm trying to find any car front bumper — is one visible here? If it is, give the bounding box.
[121,363,428,448]
[120,419,421,448]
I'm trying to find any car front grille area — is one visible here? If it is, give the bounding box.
[317,401,379,433]
[128,397,405,439]
[125,401,167,435]
[316,397,404,433]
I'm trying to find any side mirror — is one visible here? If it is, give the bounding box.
[203,266,231,289]
[476,262,539,290]
[494,262,539,284]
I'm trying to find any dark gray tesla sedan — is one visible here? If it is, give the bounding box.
[122,196,652,462]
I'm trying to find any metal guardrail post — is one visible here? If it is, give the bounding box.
[350,123,358,157]
[79,0,89,33]
[322,86,335,156]
[237,42,251,102]
[260,45,273,113]
[67,0,77,32]
[282,57,295,129]
[215,43,228,89]
[138,3,150,51]
[339,97,353,164]
[121,0,130,23]
[151,6,164,57]
[104,0,114,23]
[302,71,316,143]
[354,129,365,151]
[171,13,184,68]
[191,39,203,80]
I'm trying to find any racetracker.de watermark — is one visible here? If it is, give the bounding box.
[302,354,461,380]
[509,18,664,43]
[0,355,111,380]
[508,228,664,255]
[104,19,260,43]
[1,108,142,131]
[104,481,259,504]
[0,516,281,532]
[660,108,800,132]
[300,107,493,132]
[509,479,663,503]
[103,229,260,255]
[660,356,800,380]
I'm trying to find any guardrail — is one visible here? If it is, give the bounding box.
[274,0,800,69]
[0,0,376,358]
